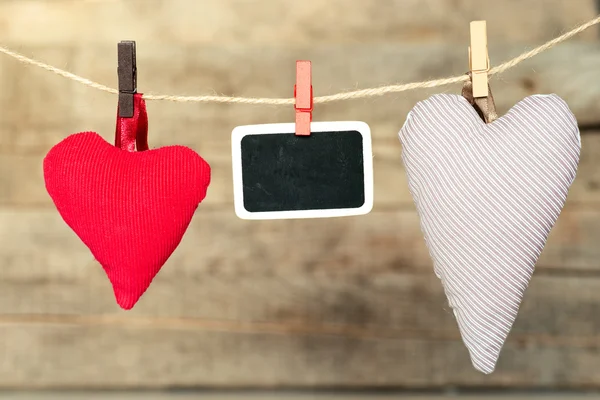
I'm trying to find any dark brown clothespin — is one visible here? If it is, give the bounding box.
[117,41,137,118]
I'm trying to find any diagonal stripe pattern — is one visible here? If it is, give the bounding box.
[398,94,580,374]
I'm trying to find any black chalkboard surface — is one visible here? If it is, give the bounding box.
[231,121,373,220]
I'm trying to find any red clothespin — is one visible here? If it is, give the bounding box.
[294,60,313,136]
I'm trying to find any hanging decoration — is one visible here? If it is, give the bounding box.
[230,61,373,220]
[398,22,581,373]
[42,42,211,310]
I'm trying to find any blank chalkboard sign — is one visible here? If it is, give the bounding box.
[231,121,373,220]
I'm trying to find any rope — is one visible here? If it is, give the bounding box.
[0,15,598,105]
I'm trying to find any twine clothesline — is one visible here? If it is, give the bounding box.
[0,15,599,105]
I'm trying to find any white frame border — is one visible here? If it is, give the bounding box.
[231,121,374,220]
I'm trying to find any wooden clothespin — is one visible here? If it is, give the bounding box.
[117,41,137,118]
[469,21,489,98]
[294,60,313,136]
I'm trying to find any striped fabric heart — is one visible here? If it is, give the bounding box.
[398,94,580,373]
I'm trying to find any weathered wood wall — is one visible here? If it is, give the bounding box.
[1,0,600,390]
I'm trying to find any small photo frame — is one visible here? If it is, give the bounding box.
[231,121,374,220]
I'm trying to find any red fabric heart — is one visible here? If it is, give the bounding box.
[43,97,210,310]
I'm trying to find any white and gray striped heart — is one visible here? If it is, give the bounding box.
[398,94,580,374]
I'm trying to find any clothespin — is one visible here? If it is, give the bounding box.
[294,60,313,136]
[468,21,489,98]
[117,41,137,118]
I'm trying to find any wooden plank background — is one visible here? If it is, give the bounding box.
[0,0,600,390]
[0,395,597,400]
[1,395,597,400]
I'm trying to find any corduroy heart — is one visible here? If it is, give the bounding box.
[399,94,580,373]
[43,132,211,310]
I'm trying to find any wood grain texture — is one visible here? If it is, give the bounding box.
[0,324,597,388]
[0,0,595,45]
[2,209,429,312]
[0,396,595,400]
[1,272,600,388]
[0,395,595,400]
[0,207,598,313]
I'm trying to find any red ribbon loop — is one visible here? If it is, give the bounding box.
[115,93,149,152]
